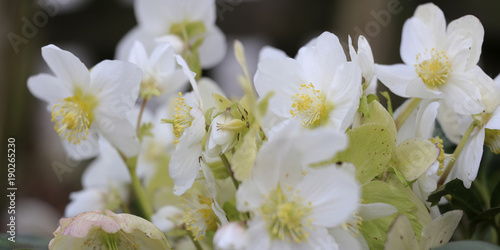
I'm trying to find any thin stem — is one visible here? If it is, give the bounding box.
[136,99,147,136]
[118,151,153,220]
[437,121,478,187]
[394,98,422,131]
[220,154,239,189]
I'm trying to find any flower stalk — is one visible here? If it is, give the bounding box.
[394,97,422,131]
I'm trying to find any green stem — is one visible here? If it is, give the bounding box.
[136,99,147,137]
[394,98,422,131]
[437,121,479,187]
[119,152,153,220]
[220,154,239,189]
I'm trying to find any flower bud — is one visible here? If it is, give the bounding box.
[213,222,246,250]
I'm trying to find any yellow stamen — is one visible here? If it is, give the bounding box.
[415,49,452,89]
[259,184,312,243]
[182,193,218,241]
[429,136,445,176]
[51,94,94,145]
[290,83,330,128]
[172,92,193,145]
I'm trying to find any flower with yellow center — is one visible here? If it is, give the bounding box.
[236,121,359,249]
[375,3,487,115]
[127,41,188,101]
[255,31,362,132]
[27,45,143,160]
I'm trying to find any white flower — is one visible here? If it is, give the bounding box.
[213,222,247,250]
[27,45,142,160]
[348,35,377,95]
[254,31,362,131]
[65,139,131,217]
[375,3,487,115]
[168,56,226,195]
[151,205,184,233]
[116,0,226,69]
[236,121,359,249]
[128,41,188,100]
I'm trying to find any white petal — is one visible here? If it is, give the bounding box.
[375,64,415,97]
[62,132,99,161]
[41,44,90,89]
[27,74,72,105]
[128,41,149,68]
[198,26,227,68]
[259,46,288,61]
[98,116,141,158]
[235,178,265,212]
[254,57,307,118]
[400,18,434,66]
[296,32,346,90]
[436,103,465,144]
[198,77,226,112]
[446,15,484,69]
[115,27,156,61]
[452,127,484,188]
[486,107,500,130]
[82,138,130,189]
[303,227,339,250]
[151,206,183,232]
[415,101,440,139]
[90,60,142,118]
[467,66,500,113]
[244,218,271,250]
[395,99,418,144]
[169,111,205,195]
[358,203,397,221]
[406,78,441,98]
[413,3,446,43]
[384,215,418,250]
[135,0,173,36]
[329,227,360,250]
[441,74,484,115]
[294,127,348,166]
[298,165,360,228]
[420,210,463,249]
[64,188,107,217]
[326,62,362,131]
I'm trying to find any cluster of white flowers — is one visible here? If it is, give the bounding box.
[28,1,500,249]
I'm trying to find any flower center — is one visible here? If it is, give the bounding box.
[139,73,161,100]
[485,129,500,154]
[51,93,95,145]
[429,136,445,175]
[173,92,194,145]
[415,49,451,89]
[182,193,218,241]
[259,184,312,243]
[290,83,329,128]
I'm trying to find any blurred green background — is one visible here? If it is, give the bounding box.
[1,0,500,246]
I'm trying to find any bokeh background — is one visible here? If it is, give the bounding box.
[1,0,500,247]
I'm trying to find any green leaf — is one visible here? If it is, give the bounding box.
[468,206,500,237]
[231,125,258,181]
[361,180,431,248]
[490,181,500,207]
[222,201,241,221]
[432,240,500,250]
[427,179,483,219]
[334,123,394,184]
[183,48,201,79]
[394,138,440,182]
[138,122,154,141]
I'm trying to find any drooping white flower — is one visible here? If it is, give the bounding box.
[348,35,377,95]
[128,41,188,100]
[254,31,362,131]
[27,45,142,160]
[116,0,226,69]
[236,121,359,249]
[65,139,131,217]
[168,56,226,195]
[375,3,487,115]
